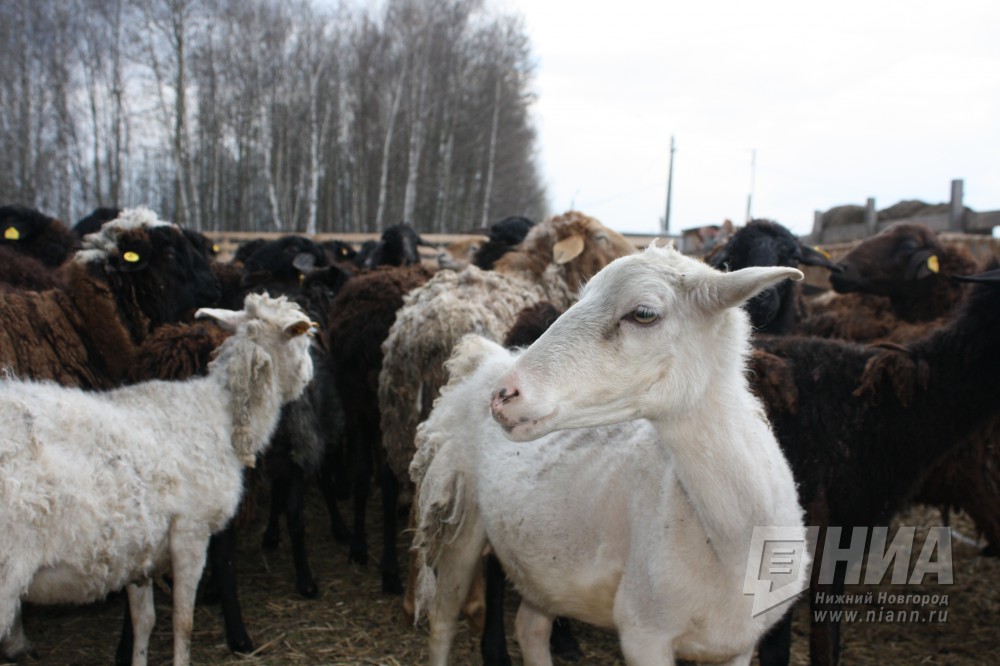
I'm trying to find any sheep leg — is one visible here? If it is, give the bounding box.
[207,526,254,654]
[617,625,676,666]
[428,520,487,666]
[349,425,373,566]
[550,617,583,661]
[318,445,351,544]
[809,572,845,666]
[514,600,555,666]
[379,463,403,594]
[0,607,35,662]
[480,553,513,666]
[169,527,210,666]
[115,599,136,666]
[286,464,319,598]
[262,474,290,551]
[809,523,851,666]
[126,580,155,666]
[756,609,793,666]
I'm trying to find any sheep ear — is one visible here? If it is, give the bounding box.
[552,234,584,264]
[285,320,312,338]
[907,250,939,279]
[709,266,803,311]
[196,307,246,331]
[229,345,273,468]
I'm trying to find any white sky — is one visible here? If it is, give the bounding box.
[496,0,1000,236]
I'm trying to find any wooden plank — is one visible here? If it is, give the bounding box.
[967,210,1000,232]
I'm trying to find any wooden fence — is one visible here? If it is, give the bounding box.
[202,230,665,263]
[806,179,1000,245]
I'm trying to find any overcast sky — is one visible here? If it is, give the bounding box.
[496,0,1000,236]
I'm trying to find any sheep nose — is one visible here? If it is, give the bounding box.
[490,384,521,423]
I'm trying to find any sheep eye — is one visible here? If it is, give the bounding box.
[626,306,659,325]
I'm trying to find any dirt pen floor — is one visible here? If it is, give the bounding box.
[17,484,1000,666]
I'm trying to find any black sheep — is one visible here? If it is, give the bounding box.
[358,222,426,269]
[800,222,978,340]
[754,265,1000,666]
[324,264,436,594]
[707,218,836,333]
[0,204,78,268]
[473,216,535,271]
[232,235,348,599]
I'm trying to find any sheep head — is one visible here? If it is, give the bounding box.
[708,218,837,334]
[490,243,802,441]
[197,293,316,467]
[830,223,944,295]
[493,211,636,291]
[0,204,76,267]
[74,207,222,335]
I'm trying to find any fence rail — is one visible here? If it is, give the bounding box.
[806,178,1000,245]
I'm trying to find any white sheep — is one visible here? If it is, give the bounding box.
[412,244,808,666]
[0,292,315,666]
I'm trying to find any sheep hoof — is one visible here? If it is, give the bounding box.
[227,632,254,655]
[297,578,320,599]
[381,572,403,596]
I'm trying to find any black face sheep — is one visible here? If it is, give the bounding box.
[472,216,535,271]
[800,222,978,342]
[241,234,330,288]
[793,221,1000,570]
[0,293,315,666]
[359,222,426,269]
[322,239,358,266]
[0,204,77,268]
[217,235,350,601]
[707,218,837,334]
[752,265,1000,666]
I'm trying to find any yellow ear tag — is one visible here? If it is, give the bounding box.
[4,227,19,240]
[813,246,832,260]
[212,244,220,253]
[927,255,940,274]
[123,251,141,263]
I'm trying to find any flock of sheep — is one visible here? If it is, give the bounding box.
[0,203,997,665]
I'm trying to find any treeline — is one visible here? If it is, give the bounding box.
[0,0,548,233]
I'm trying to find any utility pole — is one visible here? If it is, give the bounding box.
[663,135,675,234]
[745,148,756,222]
